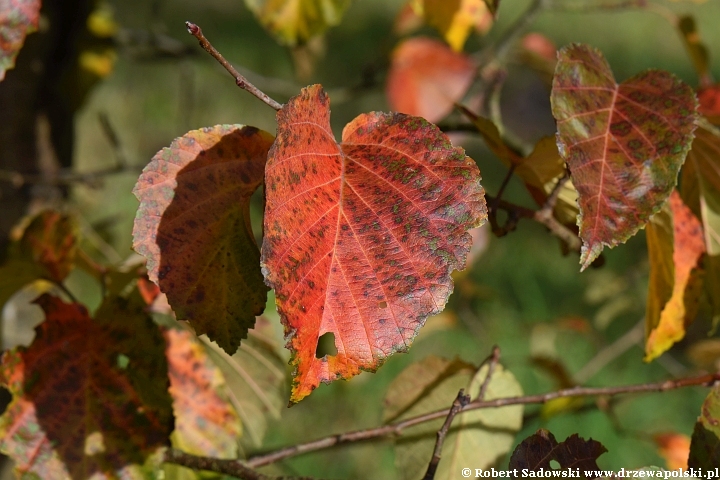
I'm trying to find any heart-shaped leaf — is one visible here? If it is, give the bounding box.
[133,125,274,354]
[551,43,698,270]
[262,85,487,403]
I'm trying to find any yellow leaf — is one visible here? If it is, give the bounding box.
[423,0,492,51]
[645,192,705,361]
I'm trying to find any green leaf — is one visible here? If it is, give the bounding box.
[133,125,273,355]
[243,0,351,46]
[384,356,523,479]
[551,43,698,270]
[0,294,173,479]
[689,385,720,468]
[0,0,41,81]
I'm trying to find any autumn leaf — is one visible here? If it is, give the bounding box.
[645,191,705,361]
[677,15,711,87]
[0,294,173,479]
[201,316,287,455]
[654,432,690,470]
[133,125,273,355]
[387,37,475,124]
[0,0,40,81]
[19,210,78,283]
[422,0,493,52]
[689,385,720,468]
[262,85,487,403]
[551,43,698,270]
[243,0,350,46]
[163,328,241,479]
[509,430,607,475]
[384,356,523,480]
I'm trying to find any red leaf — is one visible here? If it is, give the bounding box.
[165,328,241,458]
[386,37,475,123]
[0,0,40,81]
[19,210,78,283]
[262,85,487,403]
[551,44,698,270]
[698,84,720,119]
[0,294,173,479]
[133,125,274,354]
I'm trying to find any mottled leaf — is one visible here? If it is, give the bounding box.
[689,385,720,468]
[423,0,492,51]
[262,85,487,403]
[202,316,286,455]
[0,294,173,479]
[20,210,78,283]
[387,37,475,124]
[243,0,350,46]
[645,191,705,361]
[133,125,273,354]
[0,0,40,81]
[509,430,607,474]
[384,356,523,480]
[551,43,698,270]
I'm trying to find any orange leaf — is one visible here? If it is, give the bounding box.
[262,85,487,403]
[654,432,690,470]
[387,37,475,124]
[645,191,705,361]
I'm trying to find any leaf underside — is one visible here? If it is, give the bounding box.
[133,125,273,354]
[261,85,487,403]
[551,43,698,270]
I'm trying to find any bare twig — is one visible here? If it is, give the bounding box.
[163,449,316,480]
[242,372,720,469]
[185,22,283,111]
[478,345,502,400]
[422,389,471,480]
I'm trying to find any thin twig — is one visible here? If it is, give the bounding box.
[422,389,471,480]
[243,372,720,469]
[185,22,283,111]
[163,449,316,480]
[0,164,142,188]
[478,345,502,400]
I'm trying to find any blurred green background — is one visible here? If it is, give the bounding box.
[5,0,720,478]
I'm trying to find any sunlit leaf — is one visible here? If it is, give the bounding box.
[645,191,705,361]
[243,0,350,46]
[387,37,475,124]
[509,429,607,473]
[163,328,241,479]
[689,385,720,468]
[384,356,523,479]
[0,0,41,81]
[133,125,273,354]
[551,43,698,270]
[262,85,487,403]
[202,316,286,455]
[0,294,173,479]
[423,0,492,51]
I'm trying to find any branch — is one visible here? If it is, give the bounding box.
[244,371,720,469]
[422,389,471,480]
[163,449,317,480]
[185,22,283,111]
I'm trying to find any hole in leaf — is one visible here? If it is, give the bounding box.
[549,460,560,470]
[315,332,338,358]
[378,301,387,308]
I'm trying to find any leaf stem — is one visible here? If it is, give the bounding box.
[185,22,284,111]
[422,389,471,480]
